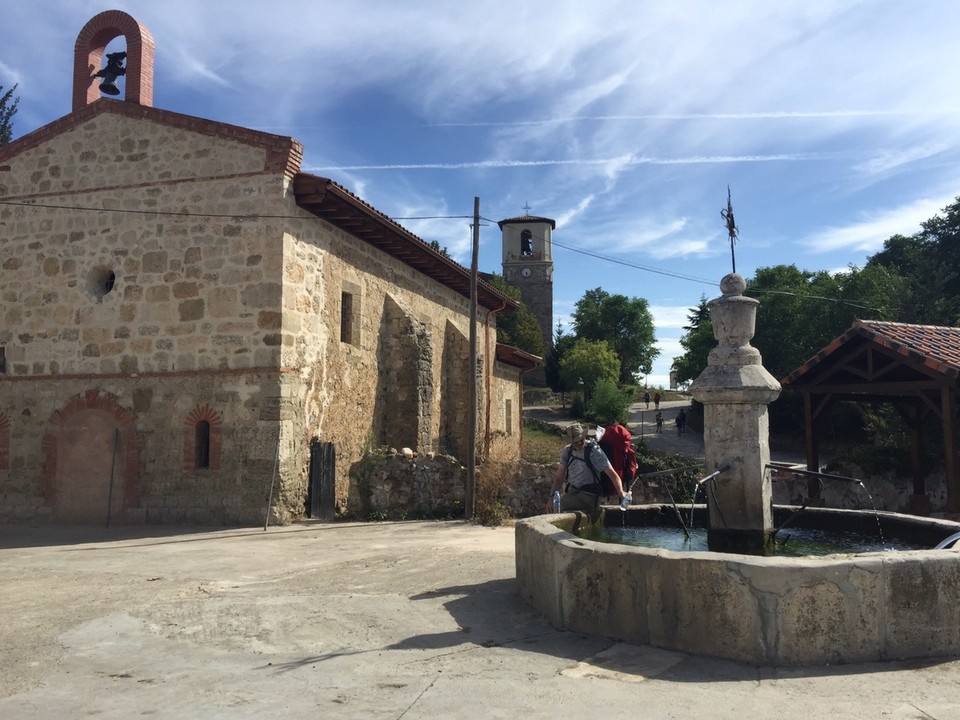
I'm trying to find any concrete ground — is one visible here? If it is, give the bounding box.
[3,520,960,719]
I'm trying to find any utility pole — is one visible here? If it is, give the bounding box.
[465,196,479,519]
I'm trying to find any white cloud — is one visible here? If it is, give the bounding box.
[554,195,595,229]
[853,143,949,177]
[655,338,684,361]
[803,196,953,253]
[651,306,696,330]
[172,51,233,88]
[0,60,20,86]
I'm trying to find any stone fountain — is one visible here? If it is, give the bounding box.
[688,271,780,555]
[516,272,960,666]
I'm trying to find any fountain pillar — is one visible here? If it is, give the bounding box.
[690,273,781,554]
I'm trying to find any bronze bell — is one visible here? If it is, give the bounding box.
[98,76,121,95]
[96,51,127,97]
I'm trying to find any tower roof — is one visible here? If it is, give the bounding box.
[497,215,556,230]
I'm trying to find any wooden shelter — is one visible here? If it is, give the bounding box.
[781,320,960,514]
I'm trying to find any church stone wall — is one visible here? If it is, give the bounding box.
[0,112,287,377]
[0,112,296,524]
[0,109,515,524]
[275,205,497,517]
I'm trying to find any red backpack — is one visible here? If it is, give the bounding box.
[598,424,637,490]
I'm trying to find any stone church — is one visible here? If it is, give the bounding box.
[0,11,537,525]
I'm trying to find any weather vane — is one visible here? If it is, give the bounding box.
[720,185,739,274]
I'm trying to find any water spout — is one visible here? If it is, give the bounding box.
[768,465,888,547]
[627,464,703,540]
[689,465,731,531]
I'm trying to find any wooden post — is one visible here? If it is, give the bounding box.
[804,391,820,500]
[944,387,959,515]
[465,197,479,519]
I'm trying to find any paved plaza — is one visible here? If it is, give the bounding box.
[2,520,960,719]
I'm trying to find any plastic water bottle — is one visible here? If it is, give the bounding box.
[620,492,632,511]
[552,491,561,513]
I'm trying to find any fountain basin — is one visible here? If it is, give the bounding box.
[515,505,960,666]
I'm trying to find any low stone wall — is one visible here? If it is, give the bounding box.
[516,508,960,666]
[772,462,949,515]
[361,450,467,518]
[358,450,557,520]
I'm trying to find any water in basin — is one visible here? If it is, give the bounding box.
[582,524,928,556]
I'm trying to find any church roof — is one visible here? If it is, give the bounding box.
[497,215,556,230]
[495,343,541,370]
[295,175,518,311]
[0,98,304,177]
[782,319,960,388]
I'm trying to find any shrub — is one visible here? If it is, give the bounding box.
[588,378,632,424]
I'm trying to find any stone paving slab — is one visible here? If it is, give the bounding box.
[2,521,960,719]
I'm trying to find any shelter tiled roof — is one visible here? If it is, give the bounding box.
[782,319,960,386]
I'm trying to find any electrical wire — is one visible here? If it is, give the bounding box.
[492,217,890,314]
[0,198,890,315]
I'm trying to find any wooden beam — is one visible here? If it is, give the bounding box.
[944,387,960,515]
[804,391,821,499]
[908,399,926,497]
[802,380,944,395]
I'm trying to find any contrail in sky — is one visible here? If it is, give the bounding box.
[310,153,839,172]
[428,110,916,127]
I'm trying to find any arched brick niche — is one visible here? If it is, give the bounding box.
[41,390,142,521]
[73,10,155,111]
[183,405,222,472]
[0,412,9,470]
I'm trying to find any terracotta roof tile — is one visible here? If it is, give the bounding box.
[857,320,960,376]
[782,320,960,385]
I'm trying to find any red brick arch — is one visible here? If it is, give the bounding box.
[41,390,142,517]
[183,405,222,472]
[73,10,155,111]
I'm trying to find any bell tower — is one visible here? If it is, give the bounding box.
[73,10,155,111]
[499,208,555,384]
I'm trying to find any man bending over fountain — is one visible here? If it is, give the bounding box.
[545,423,627,516]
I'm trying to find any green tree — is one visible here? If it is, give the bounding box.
[588,377,633,424]
[571,287,658,383]
[867,196,960,325]
[487,274,545,357]
[558,338,619,404]
[428,240,451,258]
[0,84,19,146]
[544,322,576,394]
[748,264,900,381]
[671,296,713,388]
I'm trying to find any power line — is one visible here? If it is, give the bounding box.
[0,199,295,220]
[0,199,471,223]
[0,199,892,316]
[489,217,716,286]
[492,218,890,315]
[745,287,885,314]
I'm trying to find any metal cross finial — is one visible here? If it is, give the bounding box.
[522,202,532,215]
[720,185,739,274]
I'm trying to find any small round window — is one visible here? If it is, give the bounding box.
[88,265,117,299]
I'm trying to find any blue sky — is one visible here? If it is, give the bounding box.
[3,1,960,386]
